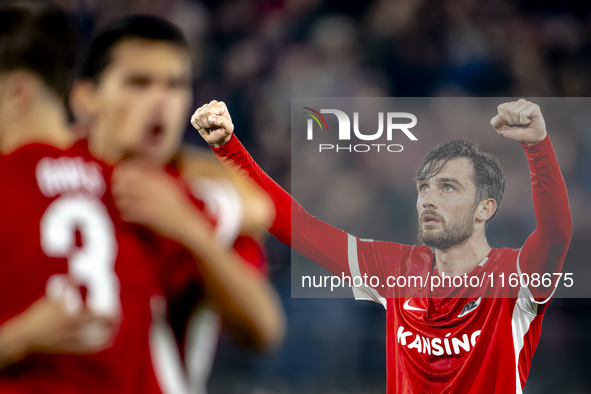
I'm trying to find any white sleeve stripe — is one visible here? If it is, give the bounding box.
[516,248,557,306]
[512,286,538,394]
[149,296,190,394]
[347,234,386,309]
[513,246,558,392]
[185,307,220,394]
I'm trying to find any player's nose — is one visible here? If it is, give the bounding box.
[421,188,438,209]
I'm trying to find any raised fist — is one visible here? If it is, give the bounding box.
[191,100,234,148]
[491,99,547,145]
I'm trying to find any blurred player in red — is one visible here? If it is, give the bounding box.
[0,4,171,392]
[70,15,284,392]
[194,99,572,393]
[0,5,282,394]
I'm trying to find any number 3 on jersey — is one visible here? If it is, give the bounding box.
[40,195,121,317]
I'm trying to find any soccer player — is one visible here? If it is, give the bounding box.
[0,5,171,392]
[70,15,285,392]
[193,99,573,393]
[0,5,280,394]
[0,5,117,372]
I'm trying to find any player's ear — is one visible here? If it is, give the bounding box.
[69,80,98,122]
[0,76,9,110]
[2,72,36,115]
[476,198,497,223]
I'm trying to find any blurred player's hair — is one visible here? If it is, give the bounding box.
[78,15,189,82]
[0,3,78,99]
[415,139,506,226]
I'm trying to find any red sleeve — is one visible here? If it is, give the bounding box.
[212,135,351,277]
[211,135,415,294]
[518,135,573,300]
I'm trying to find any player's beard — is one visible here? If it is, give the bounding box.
[418,204,477,250]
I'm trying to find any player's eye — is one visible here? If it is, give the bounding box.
[443,185,454,193]
[419,184,429,193]
[125,75,151,89]
[168,77,191,90]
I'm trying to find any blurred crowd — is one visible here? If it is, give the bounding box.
[47,0,591,393]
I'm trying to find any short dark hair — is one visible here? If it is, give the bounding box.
[78,15,189,82]
[415,139,506,225]
[0,4,78,98]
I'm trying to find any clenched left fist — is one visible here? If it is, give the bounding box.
[491,99,547,145]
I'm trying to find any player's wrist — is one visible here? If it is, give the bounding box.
[210,133,237,151]
[208,134,232,149]
[521,131,548,146]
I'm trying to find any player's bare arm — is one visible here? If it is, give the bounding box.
[176,146,275,237]
[0,295,117,369]
[112,163,285,350]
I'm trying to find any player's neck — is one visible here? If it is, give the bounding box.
[0,98,72,155]
[86,121,122,165]
[434,231,491,277]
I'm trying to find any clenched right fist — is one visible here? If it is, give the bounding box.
[191,100,234,148]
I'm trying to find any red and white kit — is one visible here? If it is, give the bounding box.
[0,141,265,394]
[0,143,163,393]
[212,134,572,394]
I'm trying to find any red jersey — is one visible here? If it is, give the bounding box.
[65,140,267,394]
[0,139,267,394]
[212,134,572,393]
[0,143,163,394]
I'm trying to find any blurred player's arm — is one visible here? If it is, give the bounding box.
[112,163,284,350]
[491,99,573,300]
[176,146,274,237]
[0,296,116,369]
[190,101,356,278]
